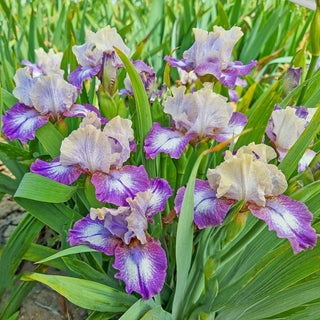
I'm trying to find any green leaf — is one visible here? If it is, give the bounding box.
[141,305,173,320]
[172,154,203,318]
[15,173,77,203]
[114,47,156,177]
[0,142,32,160]
[279,106,320,178]
[235,81,281,148]
[35,122,64,158]
[119,299,156,320]
[0,214,44,297]
[37,245,98,264]
[237,279,320,320]
[0,172,19,195]
[21,273,137,312]
[1,88,18,108]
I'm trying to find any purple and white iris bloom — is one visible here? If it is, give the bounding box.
[120,60,157,101]
[175,143,318,254]
[31,113,152,206]
[67,178,172,300]
[165,26,257,88]
[2,69,104,143]
[144,86,247,159]
[266,105,317,172]
[21,47,64,78]
[68,26,130,91]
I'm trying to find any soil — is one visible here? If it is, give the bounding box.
[0,162,88,320]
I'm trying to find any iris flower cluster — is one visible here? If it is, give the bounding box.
[1,24,319,300]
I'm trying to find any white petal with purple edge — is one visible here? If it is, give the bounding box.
[30,157,82,185]
[113,236,167,300]
[144,123,192,159]
[249,195,318,254]
[298,149,317,172]
[91,165,149,206]
[212,112,247,142]
[193,179,235,229]
[67,215,120,255]
[2,103,49,143]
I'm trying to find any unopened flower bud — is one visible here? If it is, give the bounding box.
[310,5,320,56]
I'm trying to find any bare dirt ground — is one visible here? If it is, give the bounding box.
[0,162,88,320]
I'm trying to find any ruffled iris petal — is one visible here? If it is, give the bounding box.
[2,103,49,143]
[212,112,247,142]
[30,157,82,185]
[113,236,167,300]
[194,60,257,89]
[249,195,318,254]
[144,123,192,159]
[67,214,120,255]
[175,179,235,228]
[68,65,101,90]
[91,165,149,206]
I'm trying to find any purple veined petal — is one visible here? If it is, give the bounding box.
[144,123,192,159]
[30,157,82,185]
[164,56,194,71]
[294,106,308,120]
[2,103,49,143]
[193,179,236,229]
[283,67,302,96]
[174,180,235,228]
[145,178,173,220]
[67,214,120,255]
[63,103,108,125]
[113,236,167,300]
[194,59,257,89]
[248,195,319,254]
[212,112,247,142]
[91,165,149,206]
[68,64,101,90]
[298,148,316,172]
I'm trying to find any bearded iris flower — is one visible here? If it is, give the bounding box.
[2,48,106,143]
[67,178,172,300]
[144,86,247,159]
[165,26,257,88]
[175,143,318,253]
[266,105,317,172]
[68,26,130,92]
[31,112,150,206]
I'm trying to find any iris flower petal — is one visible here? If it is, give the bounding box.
[113,236,167,300]
[144,122,192,159]
[2,103,49,143]
[249,195,318,254]
[67,214,120,255]
[91,165,149,205]
[30,157,82,185]
[175,179,235,229]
